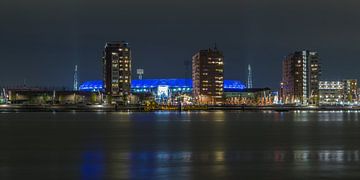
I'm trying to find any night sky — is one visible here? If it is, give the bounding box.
[1,0,359,89]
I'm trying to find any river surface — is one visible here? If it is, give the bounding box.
[0,111,360,179]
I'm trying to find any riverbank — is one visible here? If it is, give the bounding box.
[1,104,360,112]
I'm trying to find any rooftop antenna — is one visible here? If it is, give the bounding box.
[247,64,253,89]
[137,69,144,80]
[23,78,27,88]
[73,65,78,91]
[184,60,191,78]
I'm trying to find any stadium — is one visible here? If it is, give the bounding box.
[79,79,246,94]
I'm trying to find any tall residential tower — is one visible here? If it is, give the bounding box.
[192,46,224,105]
[281,50,321,105]
[103,41,132,104]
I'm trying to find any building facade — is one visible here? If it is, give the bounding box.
[343,79,358,104]
[319,81,344,105]
[192,47,224,105]
[224,88,276,106]
[103,41,132,104]
[80,79,245,105]
[281,50,321,105]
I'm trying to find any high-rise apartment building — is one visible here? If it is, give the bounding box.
[192,47,224,105]
[281,50,321,105]
[103,41,132,104]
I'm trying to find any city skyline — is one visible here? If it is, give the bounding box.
[1,0,360,89]
[2,1,360,179]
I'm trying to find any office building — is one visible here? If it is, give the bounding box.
[343,79,358,104]
[319,81,344,105]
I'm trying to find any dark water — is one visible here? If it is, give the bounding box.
[0,111,360,179]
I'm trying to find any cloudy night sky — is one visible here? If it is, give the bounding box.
[1,0,359,89]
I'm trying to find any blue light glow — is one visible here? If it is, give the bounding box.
[132,79,192,88]
[79,80,103,92]
[79,79,246,92]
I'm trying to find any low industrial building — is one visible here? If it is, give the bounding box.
[5,88,102,105]
[224,88,277,106]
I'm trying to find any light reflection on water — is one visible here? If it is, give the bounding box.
[290,110,360,122]
[81,151,105,180]
[80,150,360,179]
[109,150,360,163]
[1,111,360,179]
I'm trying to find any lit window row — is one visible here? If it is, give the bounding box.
[208,61,223,65]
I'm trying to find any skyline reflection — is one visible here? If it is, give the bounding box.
[1,111,360,179]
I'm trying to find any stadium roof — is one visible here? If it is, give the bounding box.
[79,79,246,92]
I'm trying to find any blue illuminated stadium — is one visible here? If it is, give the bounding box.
[79,80,103,92]
[79,79,246,92]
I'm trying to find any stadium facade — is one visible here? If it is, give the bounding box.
[79,79,246,95]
